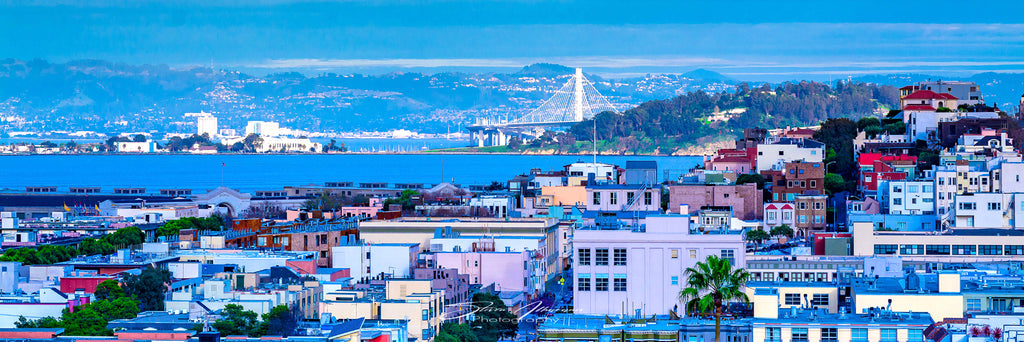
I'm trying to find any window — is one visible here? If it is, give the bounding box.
[766,328,781,342]
[609,192,617,205]
[989,202,1002,210]
[595,276,609,291]
[689,250,697,259]
[820,328,838,342]
[422,309,429,320]
[953,245,977,255]
[613,275,627,291]
[966,298,981,311]
[960,202,976,210]
[577,274,591,291]
[926,245,950,255]
[893,198,902,205]
[893,186,903,193]
[900,244,924,255]
[626,192,635,205]
[810,180,816,188]
[923,185,933,192]
[767,211,777,221]
[1006,245,1024,255]
[814,215,823,223]
[784,293,801,305]
[720,249,735,265]
[595,248,609,265]
[578,248,591,265]
[644,191,652,205]
[811,294,828,306]
[791,328,808,342]
[593,192,601,205]
[613,249,627,266]
[799,215,807,223]
[908,329,924,342]
[874,244,898,255]
[880,329,897,342]
[671,249,679,259]
[979,245,1003,255]
[670,276,679,285]
[799,202,807,210]
[814,202,823,210]
[851,329,868,342]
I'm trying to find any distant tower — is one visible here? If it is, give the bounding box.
[573,68,585,122]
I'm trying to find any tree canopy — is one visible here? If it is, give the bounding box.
[157,216,224,237]
[123,266,172,311]
[469,292,518,342]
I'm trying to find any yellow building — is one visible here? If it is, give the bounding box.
[746,282,840,313]
[540,185,587,207]
[320,279,445,341]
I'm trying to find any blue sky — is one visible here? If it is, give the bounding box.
[3,0,1024,80]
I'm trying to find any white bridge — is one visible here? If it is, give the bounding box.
[467,68,617,146]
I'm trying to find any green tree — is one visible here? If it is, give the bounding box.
[260,305,298,337]
[132,134,147,142]
[469,292,517,342]
[211,304,262,337]
[94,279,125,301]
[383,190,419,212]
[15,316,61,329]
[856,117,881,130]
[436,331,460,342]
[770,224,794,238]
[936,107,953,112]
[883,121,906,135]
[823,173,846,195]
[103,226,146,246]
[813,118,858,181]
[242,133,264,153]
[507,136,522,150]
[735,173,766,189]
[157,216,224,237]
[678,255,751,342]
[123,266,172,311]
[745,229,770,243]
[441,323,480,342]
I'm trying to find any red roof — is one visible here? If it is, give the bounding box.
[780,203,793,210]
[766,204,777,210]
[902,104,936,111]
[899,85,918,90]
[858,153,882,167]
[903,90,958,100]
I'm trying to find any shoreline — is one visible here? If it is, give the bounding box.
[0,151,692,157]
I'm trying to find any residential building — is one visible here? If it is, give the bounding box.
[585,184,660,212]
[884,181,935,215]
[762,203,794,229]
[754,137,825,172]
[332,243,419,281]
[766,160,824,202]
[320,279,444,341]
[793,193,827,234]
[667,183,763,220]
[572,215,745,315]
[851,221,1024,261]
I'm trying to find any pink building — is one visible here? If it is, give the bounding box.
[429,250,544,297]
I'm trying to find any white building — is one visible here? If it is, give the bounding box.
[565,162,617,184]
[195,112,218,138]
[763,203,795,229]
[884,181,935,215]
[754,138,825,172]
[116,140,158,153]
[952,193,1024,228]
[585,184,660,212]
[572,215,746,315]
[220,136,321,153]
[468,195,512,218]
[332,243,419,281]
[245,121,281,137]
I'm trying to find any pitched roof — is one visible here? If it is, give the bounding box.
[902,104,936,111]
[903,90,958,100]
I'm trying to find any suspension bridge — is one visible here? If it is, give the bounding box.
[466,68,618,147]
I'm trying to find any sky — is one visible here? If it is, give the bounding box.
[3,0,1024,81]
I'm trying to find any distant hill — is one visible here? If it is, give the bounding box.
[854,73,1024,109]
[683,68,735,83]
[0,60,736,134]
[514,63,576,78]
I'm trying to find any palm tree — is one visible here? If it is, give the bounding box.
[678,255,750,342]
